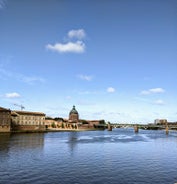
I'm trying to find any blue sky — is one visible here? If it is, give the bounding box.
[0,0,177,123]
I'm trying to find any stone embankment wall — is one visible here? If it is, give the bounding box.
[12,125,46,132]
[0,125,11,132]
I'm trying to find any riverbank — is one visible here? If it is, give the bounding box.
[4,127,106,133]
[47,128,105,132]
[2,125,177,134]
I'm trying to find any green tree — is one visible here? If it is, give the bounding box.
[51,122,56,128]
[99,120,106,124]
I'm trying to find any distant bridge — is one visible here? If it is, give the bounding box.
[110,124,177,130]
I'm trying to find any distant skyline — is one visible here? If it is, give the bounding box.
[0,0,177,123]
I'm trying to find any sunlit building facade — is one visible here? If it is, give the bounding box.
[11,110,46,131]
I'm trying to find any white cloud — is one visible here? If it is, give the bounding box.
[0,68,12,78]
[141,91,150,95]
[149,88,165,93]
[141,88,165,95]
[21,76,45,84]
[78,100,95,106]
[46,41,85,53]
[78,74,93,81]
[154,99,165,105]
[78,90,98,95]
[107,87,115,93]
[66,96,72,100]
[5,92,20,98]
[0,0,6,9]
[46,29,86,54]
[143,77,151,81]
[68,29,86,40]
[0,67,45,85]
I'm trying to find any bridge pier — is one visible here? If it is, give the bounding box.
[107,123,113,131]
[134,125,139,133]
[165,126,169,135]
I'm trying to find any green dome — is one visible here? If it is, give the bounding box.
[69,105,78,115]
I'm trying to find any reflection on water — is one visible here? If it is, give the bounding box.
[0,133,44,151]
[9,133,44,149]
[68,132,79,154]
[0,133,11,157]
[0,129,177,184]
[0,133,44,161]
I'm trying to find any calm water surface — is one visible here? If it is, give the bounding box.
[0,128,177,184]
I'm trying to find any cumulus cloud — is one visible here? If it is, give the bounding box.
[5,92,20,98]
[46,41,85,53]
[141,88,165,95]
[107,87,115,93]
[46,29,86,54]
[154,99,165,105]
[68,29,86,40]
[78,74,93,81]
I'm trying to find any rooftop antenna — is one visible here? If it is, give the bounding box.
[14,103,25,111]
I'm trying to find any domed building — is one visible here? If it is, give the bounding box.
[69,105,79,123]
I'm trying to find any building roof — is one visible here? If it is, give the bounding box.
[69,105,78,115]
[11,111,19,116]
[0,106,11,112]
[13,110,45,116]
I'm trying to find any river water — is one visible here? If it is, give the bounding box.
[0,128,177,184]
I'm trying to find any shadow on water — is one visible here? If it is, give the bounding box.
[0,133,11,157]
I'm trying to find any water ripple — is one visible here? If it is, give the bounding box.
[1,129,177,184]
